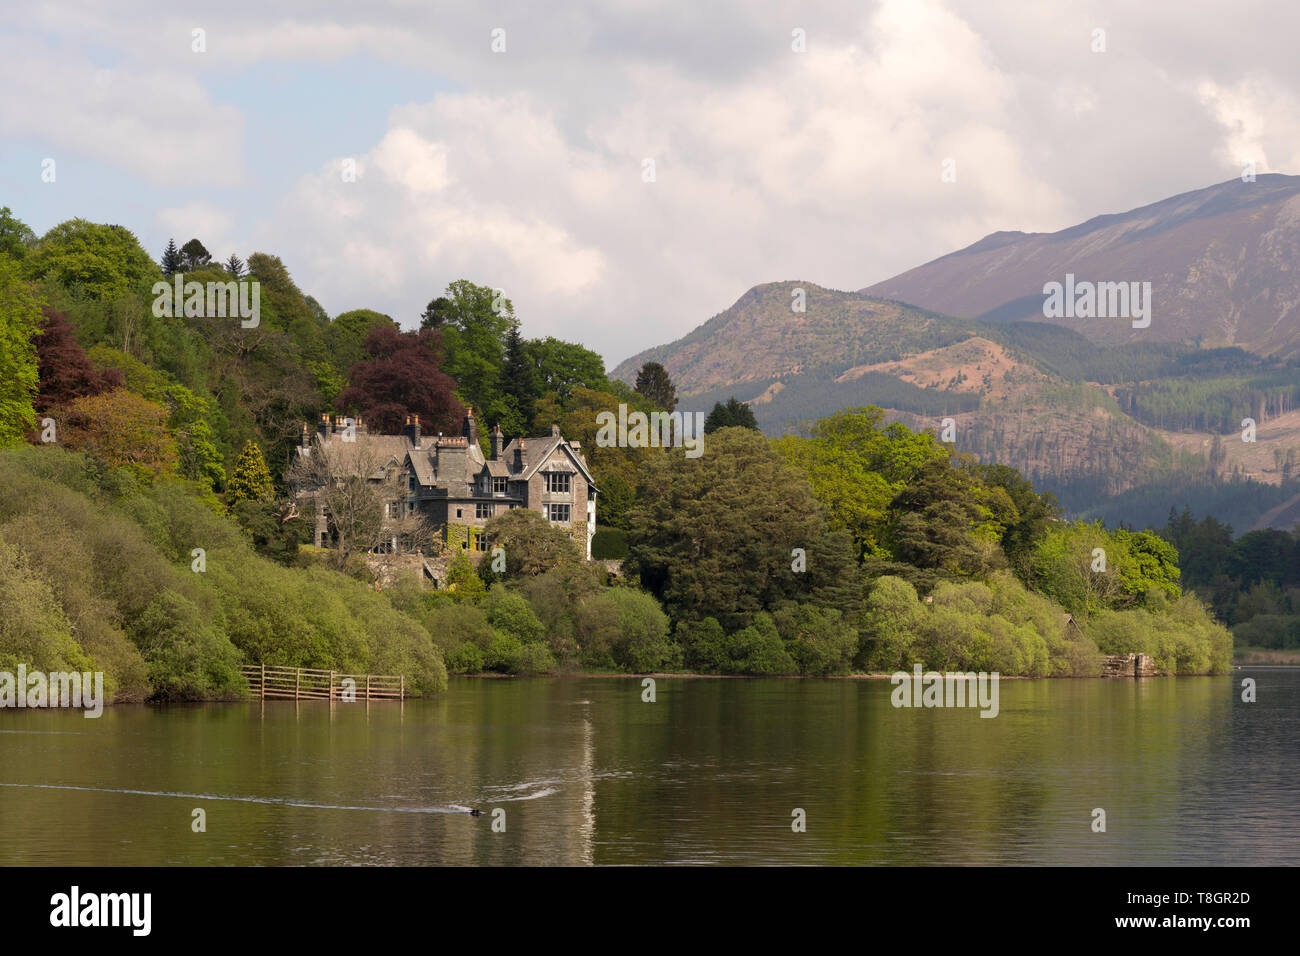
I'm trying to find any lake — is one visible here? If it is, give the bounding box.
[1,670,1296,865]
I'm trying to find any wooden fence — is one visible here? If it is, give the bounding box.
[241,664,404,701]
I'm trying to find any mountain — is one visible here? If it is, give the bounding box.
[612,178,1300,530]
[863,174,1300,357]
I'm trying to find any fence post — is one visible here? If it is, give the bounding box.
[400,676,405,700]
[295,667,300,700]
[330,671,335,701]
[260,662,265,700]
[366,675,371,701]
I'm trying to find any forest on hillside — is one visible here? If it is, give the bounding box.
[0,210,1236,699]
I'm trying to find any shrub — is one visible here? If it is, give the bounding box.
[773,604,857,675]
[482,584,545,643]
[508,642,557,675]
[591,527,629,560]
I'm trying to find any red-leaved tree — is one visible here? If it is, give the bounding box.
[34,308,123,411]
[334,326,464,434]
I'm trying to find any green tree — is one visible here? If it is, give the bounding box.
[634,361,677,411]
[179,239,212,271]
[228,440,275,503]
[527,337,610,405]
[704,396,758,433]
[436,280,516,431]
[774,407,947,557]
[481,507,583,577]
[626,426,860,630]
[500,324,540,435]
[0,258,41,446]
[160,238,182,277]
[0,207,36,261]
[22,219,159,300]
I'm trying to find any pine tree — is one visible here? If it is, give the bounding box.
[635,361,677,411]
[227,440,275,503]
[225,253,245,278]
[705,396,759,433]
[161,238,182,277]
[501,324,540,432]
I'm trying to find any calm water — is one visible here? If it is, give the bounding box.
[1,670,1296,865]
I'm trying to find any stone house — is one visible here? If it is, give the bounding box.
[293,409,598,561]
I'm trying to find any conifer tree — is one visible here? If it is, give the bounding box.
[501,324,540,433]
[161,238,182,277]
[704,396,759,433]
[225,253,245,277]
[228,440,275,503]
[634,361,677,411]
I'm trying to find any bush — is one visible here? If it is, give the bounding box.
[723,613,798,675]
[677,617,729,673]
[444,642,485,674]
[605,588,679,672]
[482,584,545,643]
[508,642,557,675]
[773,604,857,675]
[0,446,449,698]
[484,630,523,671]
[591,527,629,560]
[1085,594,1232,674]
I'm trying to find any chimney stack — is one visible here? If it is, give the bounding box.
[317,413,330,440]
[515,438,527,472]
[491,423,504,461]
[463,407,479,447]
[404,414,422,446]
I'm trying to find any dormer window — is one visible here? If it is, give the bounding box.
[492,477,508,494]
[544,473,571,494]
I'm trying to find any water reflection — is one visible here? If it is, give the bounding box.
[0,670,1295,865]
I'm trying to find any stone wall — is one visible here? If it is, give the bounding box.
[1101,653,1157,677]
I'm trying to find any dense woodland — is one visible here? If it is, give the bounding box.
[0,210,1237,699]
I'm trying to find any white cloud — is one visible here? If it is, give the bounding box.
[0,37,245,188]
[10,0,1300,365]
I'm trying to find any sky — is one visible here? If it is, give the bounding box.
[3,0,1299,367]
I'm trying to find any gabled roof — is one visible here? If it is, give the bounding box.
[501,435,563,476]
[500,434,597,487]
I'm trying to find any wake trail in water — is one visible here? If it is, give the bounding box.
[0,782,472,814]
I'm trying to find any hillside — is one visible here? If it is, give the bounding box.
[613,177,1300,528]
[863,174,1300,356]
[614,298,1300,531]
[611,282,967,394]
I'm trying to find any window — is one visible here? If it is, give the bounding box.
[456,508,462,518]
[476,502,492,520]
[544,472,571,494]
[492,476,508,494]
[546,504,571,523]
[474,534,489,552]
